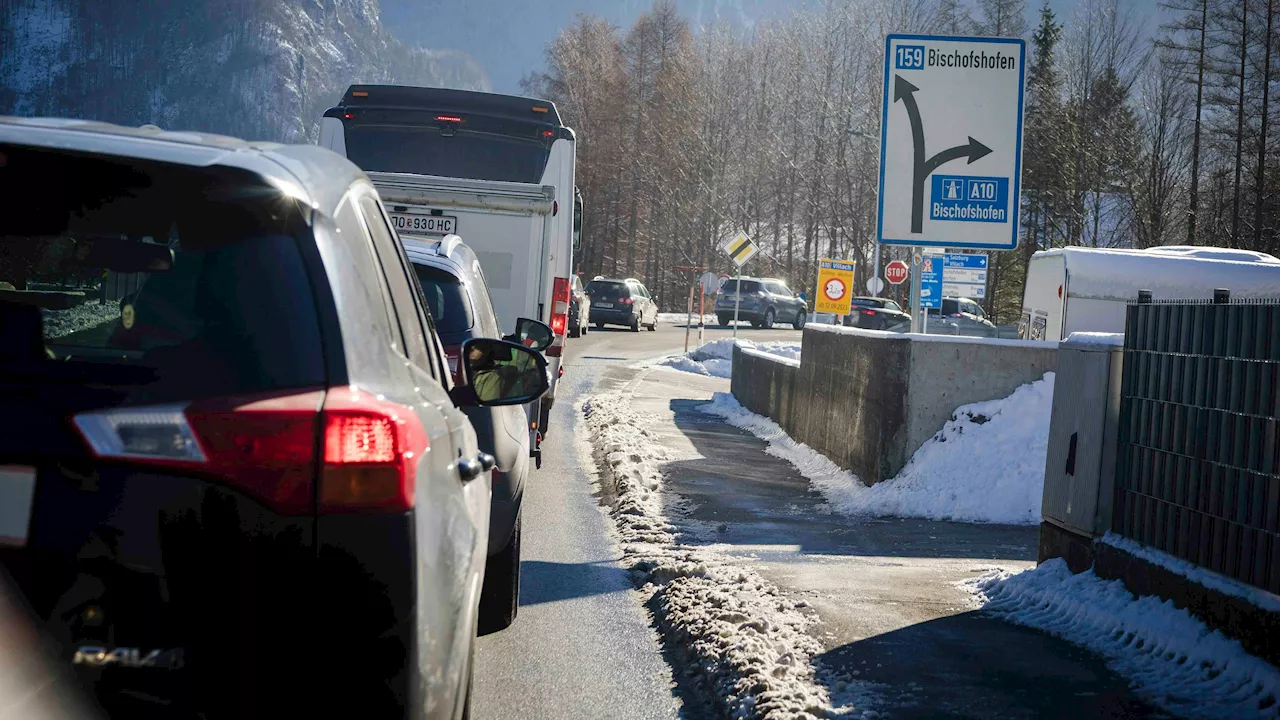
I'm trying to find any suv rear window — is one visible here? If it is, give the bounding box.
[721,279,763,293]
[0,145,323,401]
[586,280,630,300]
[412,264,475,337]
[850,298,884,308]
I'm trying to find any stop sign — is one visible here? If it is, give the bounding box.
[885,260,910,285]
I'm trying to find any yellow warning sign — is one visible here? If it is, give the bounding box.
[815,258,855,315]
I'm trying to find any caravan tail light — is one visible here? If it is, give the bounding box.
[548,276,572,357]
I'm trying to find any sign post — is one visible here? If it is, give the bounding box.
[720,232,759,338]
[816,258,856,319]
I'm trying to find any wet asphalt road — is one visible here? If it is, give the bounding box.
[472,321,801,719]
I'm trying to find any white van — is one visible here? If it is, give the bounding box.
[1019,246,1280,341]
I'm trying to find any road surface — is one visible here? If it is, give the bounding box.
[472,321,801,719]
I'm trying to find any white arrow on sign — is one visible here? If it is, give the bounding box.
[876,34,1027,251]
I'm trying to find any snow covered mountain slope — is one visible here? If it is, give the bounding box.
[0,0,489,143]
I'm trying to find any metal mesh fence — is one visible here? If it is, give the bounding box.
[1115,297,1280,593]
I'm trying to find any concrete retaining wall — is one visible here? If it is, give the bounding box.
[732,326,1057,484]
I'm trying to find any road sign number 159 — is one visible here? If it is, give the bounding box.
[895,45,925,70]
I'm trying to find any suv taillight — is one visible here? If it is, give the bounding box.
[72,387,426,515]
[318,387,427,513]
[617,296,634,305]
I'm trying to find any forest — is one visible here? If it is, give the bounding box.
[524,0,1279,321]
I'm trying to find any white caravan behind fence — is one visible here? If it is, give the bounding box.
[1019,246,1280,341]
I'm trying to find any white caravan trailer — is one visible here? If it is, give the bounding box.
[1019,246,1280,341]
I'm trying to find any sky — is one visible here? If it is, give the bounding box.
[381,0,1162,95]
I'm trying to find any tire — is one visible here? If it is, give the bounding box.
[718,315,731,327]
[762,309,775,329]
[793,311,806,330]
[594,322,604,329]
[478,510,521,635]
[630,316,640,332]
[646,317,657,331]
[569,323,581,338]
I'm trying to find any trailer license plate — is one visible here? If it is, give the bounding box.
[0,466,36,548]
[388,213,457,236]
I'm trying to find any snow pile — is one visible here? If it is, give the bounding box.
[582,394,856,719]
[42,302,120,339]
[703,373,1055,525]
[657,338,803,380]
[656,312,718,325]
[1064,332,1124,347]
[965,560,1280,719]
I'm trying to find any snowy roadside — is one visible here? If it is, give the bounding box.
[579,392,865,719]
[654,338,802,380]
[702,373,1055,525]
[655,312,718,325]
[965,560,1280,719]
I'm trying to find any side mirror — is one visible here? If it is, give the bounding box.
[506,317,554,352]
[453,338,550,407]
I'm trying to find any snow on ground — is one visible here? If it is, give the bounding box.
[42,301,120,339]
[702,373,1055,525]
[965,560,1280,719]
[656,312,718,325]
[581,393,866,719]
[656,338,803,380]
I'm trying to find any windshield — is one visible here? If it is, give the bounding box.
[412,264,475,338]
[585,280,630,300]
[0,145,323,402]
[343,125,551,183]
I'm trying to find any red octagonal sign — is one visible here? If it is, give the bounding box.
[885,260,910,285]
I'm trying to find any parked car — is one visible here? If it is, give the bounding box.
[715,277,807,329]
[842,296,909,330]
[0,117,548,719]
[586,276,658,331]
[568,274,590,338]
[402,234,552,634]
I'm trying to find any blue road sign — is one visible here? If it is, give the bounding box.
[876,34,1027,250]
[930,175,1010,223]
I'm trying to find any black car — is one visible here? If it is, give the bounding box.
[843,296,910,330]
[587,277,658,331]
[0,118,548,718]
[715,277,807,329]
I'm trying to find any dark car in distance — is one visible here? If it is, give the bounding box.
[586,277,658,331]
[0,117,548,719]
[843,296,910,330]
[715,277,807,329]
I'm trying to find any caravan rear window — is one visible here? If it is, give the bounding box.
[343,124,550,183]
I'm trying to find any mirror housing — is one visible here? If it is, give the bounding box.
[451,338,549,408]
[505,317,554,352]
